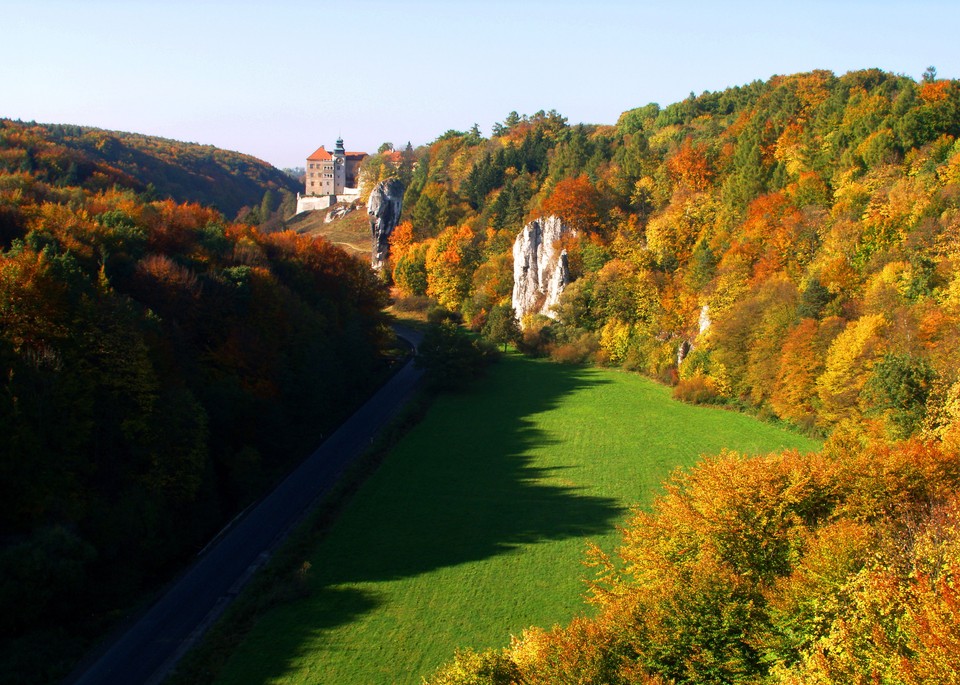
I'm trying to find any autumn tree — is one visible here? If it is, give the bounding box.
[770,316,845,426]
[425,224,480,310]
[666,136,714,191]
[389,220,430,296]
[425,438,960,685]
[393,241,429,297]
[538,175,602,233]
[816,314,889,425]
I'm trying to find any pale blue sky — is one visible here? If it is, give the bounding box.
[3,0,957,168]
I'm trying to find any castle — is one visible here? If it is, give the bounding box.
[296,137,367,214]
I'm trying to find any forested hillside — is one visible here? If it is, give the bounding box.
[360,68,960,684]
[372,68,960,440]
[0,119,300,219]
[0,149,388,680]
[7,66,960,684]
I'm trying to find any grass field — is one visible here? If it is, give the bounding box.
[212,353,819,684]
[285,205,371,258]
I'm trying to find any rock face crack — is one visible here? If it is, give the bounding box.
[512,215,575,325]
[367,179,404,270]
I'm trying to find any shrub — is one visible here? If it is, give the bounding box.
[416,321,497,390]
[516,315,555,356]
[428,649,520,685]
[550,332,600,365]
[673,375,722,404]
[427,305,463,325]
[391,294,434,314]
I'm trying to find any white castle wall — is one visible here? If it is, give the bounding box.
[296,193,333,214]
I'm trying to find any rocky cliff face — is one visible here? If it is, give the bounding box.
[367,179,404,270]
[698,305,712,335]
[678,305,712,366]
[512,216,575,324]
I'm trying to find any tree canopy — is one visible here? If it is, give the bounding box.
[379,69,960,439]
[0,154,388,679]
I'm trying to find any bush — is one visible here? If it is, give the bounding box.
[428,648,519,685]
[550,333,600,365]
[427,305,463,325]
[516,315,555,356]
[673,375,722,404]
[391,294,434,314]
[416,321,497,390]
[622,344,648,373]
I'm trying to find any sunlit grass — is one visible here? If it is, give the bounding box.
[214,353,819,684]
[287,204,371,257]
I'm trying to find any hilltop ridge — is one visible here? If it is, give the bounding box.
[0,119,299,218]
[372,67,960,437]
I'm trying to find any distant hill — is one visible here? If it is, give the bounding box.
[0,119,300,218]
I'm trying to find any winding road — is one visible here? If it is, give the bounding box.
[69,325,423,685]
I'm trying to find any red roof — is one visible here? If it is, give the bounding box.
[307,146,332,161]
[308,146,368,161]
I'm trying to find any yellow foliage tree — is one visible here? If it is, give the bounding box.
[816,314,888,425]
[425,224,478,310]
[598,318,632,365]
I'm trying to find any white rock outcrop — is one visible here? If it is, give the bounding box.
[678,305,713,367]
[512,216,575,325]
[699,304,711,334]
[367,179,404,270]
[325,204,353,223]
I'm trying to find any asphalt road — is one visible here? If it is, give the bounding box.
[69,325,424,685]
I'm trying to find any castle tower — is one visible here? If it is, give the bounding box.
[332,136,347,195]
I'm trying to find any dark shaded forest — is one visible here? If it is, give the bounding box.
[0,143,389,681]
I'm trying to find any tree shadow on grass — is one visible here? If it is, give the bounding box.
[233,355,622,682]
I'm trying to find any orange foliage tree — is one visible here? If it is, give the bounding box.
[425,224,480,309]
[425,437,960,685]
[539,175,602,232]
[666,136,714,191]
[770,316,845,425]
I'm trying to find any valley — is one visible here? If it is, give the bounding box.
[202,353,817,684]
[4,60,960,685]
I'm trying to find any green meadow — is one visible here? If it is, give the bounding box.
[213,353,819,684]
